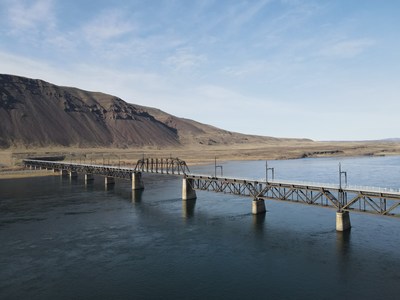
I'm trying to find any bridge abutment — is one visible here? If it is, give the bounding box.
[336,211,351,232]
[252,198,266,215]
[132,172,144,190]
[182,178,197,200]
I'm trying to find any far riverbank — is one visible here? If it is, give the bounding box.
[1,140,400,179]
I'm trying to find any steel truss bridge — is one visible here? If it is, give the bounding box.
[186,175,400,217]
[23,158,400,217]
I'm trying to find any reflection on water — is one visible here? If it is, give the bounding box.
[252,213,266,234]
[336,229,352,263]
[182,199,196,219]
[1,156,400,299]
[131,189,143,203]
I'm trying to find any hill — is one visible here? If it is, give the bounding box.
[0,74,305,149]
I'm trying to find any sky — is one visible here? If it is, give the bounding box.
[0,0,399,141]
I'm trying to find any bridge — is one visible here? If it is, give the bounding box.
[23,157,400,232]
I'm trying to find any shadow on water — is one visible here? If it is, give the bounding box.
[252,213,266,234]
[182,199,196,219]
[336,229,352,268]
[104,183,115,192]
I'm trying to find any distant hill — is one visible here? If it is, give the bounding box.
[379,138,400,142]
[0,74,308,149]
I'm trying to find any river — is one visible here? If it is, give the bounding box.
[1,156,400,299]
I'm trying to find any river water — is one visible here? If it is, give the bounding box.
[1,156,400,299]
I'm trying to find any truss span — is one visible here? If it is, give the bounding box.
[134,157,190,175]
[186,175,400,217]
[23,157,190,178]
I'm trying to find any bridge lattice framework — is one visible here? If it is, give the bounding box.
[23,157,400,231]
[186,175,400,217]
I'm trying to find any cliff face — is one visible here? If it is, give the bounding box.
[0,74,179,148]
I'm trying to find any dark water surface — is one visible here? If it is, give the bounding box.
[1,156,400,299]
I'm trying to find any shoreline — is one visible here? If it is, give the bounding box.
[0,169,59,179]
[2,152,400,180]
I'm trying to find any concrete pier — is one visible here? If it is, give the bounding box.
[105,176,115,185]
[85,173,94,183]
[60,169,68,177]
[252,198,266,215]
[336,211,351,232]
[69,171,78,178]
[182,178,197,200]
[132,172,144,190]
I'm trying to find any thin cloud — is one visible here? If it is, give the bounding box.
[165,48,206,70]
[232,0,272,27]
[6,0,55,33]
[83,9,135,45]
[222,60,271,77]
[319,38,375,58]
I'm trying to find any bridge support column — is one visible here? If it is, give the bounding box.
[85,173,94,183]
[69,171,78,178]
[105,176,115,185]
[53,168,59,173]
[336,211,351,232]
[252,198,266,215]
[132,172,144,190]
[182,178,197,200]
[60,169,68,177]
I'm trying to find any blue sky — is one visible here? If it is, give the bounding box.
[1,0,399,141]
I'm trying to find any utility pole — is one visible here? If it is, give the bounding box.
[338,162,348,210]
[339,163,347,190]
[266,161,275,182]
[214,157,223,177]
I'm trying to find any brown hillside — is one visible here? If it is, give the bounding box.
[0,74,179,148]
[0,74,309,149]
